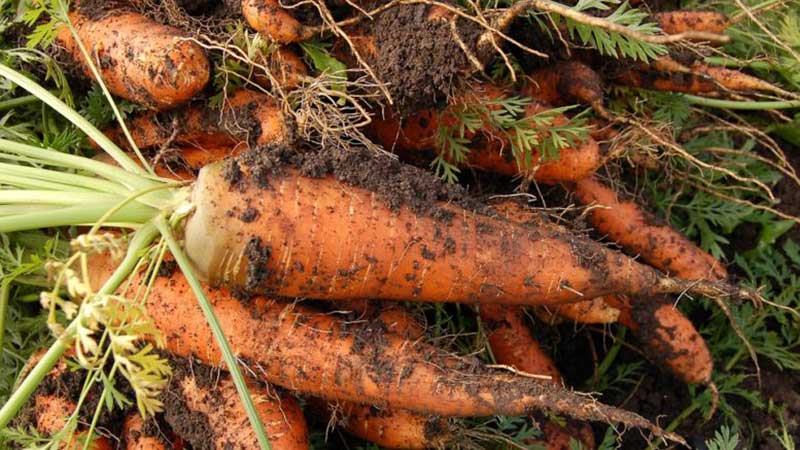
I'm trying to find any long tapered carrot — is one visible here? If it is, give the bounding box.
[369,84,605,184]
[571,176,727,280]
[85,254,681,442]
[480,304,596,450]
[489,197,714,385]
[56,5,209,110]
[163,359,310,450]
[101,90,290,151]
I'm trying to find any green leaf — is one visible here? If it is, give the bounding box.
[757,219,796,248]
[300,41,347,101]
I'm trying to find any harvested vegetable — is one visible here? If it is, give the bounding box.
[56,4,209,110]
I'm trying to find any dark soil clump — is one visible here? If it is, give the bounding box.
[367,3,484,113]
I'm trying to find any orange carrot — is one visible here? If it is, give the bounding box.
[123,414,171,450]
[570,177,718,385]
[163,359,309,450]
[252,47,309,90]
[85,253,680,441]
[654,11,730,36]
[571,176,727,280]
[180,153,741,307]
[523,61,606,111]
[312,305,452,449]
[56,5,209,110]
[242,0,310,44]
[17,353,113,450]
[480,304,596,450]
[369,83,604,184]
[605,295,714,385]
[102,90,289,150]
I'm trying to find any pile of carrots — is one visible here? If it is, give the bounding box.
[7,0,788,448]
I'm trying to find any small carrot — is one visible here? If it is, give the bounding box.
[242,0,311,43]
[654,11,730,36]
[523,60,606,111]
[102,89,290,150]
[252,47,309,90]
[56,5,209,110]
[85,253,681,441]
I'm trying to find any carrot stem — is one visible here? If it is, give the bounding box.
[0,222,159,429]
[0,63,144,176]
[0,95,38,112]
[153,216,272,450]
[684,95,800,110]
[0,282,9,355]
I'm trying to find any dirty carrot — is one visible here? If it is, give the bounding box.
[162,357,310,450]
[179,150,749,306]
[56,4,209,110]
[571,176,728,280]
[123,414,173,450]
[523,60,606,112]
[101,90,289,151]
[480,304,597,450]
[85,252,682,442]
[312,304,451,449]
[369,83,605,184]
[654,11,730,36]
[242,0,312,43]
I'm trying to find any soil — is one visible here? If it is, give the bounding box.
[366,3,484,113]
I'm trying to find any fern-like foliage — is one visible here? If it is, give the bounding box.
[559,0,668,62]
[433,92,591,183]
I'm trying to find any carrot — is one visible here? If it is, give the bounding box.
[56,5,209,110]
[123,414,172,450]
[17,353,113,450]
[242,0,311,44]
[613,59,788,96]
[570,177,717,385]
[369,84,605,184]
[312,305,452,449]
[311,398,451,449]
[101,89,289,150]
[162,358,309,450]
[252,47,309,90]
[176,151,749,308]
[605,295,713,385]
[571,176,727,280]
[523,61,606,111]
[85,253,681,441]
[480,304,596,450]
[654,11,730,36]
[487,197,713,385]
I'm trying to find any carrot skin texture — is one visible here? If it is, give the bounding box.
[523,61,605,110]
[123,414,168,450]
[56,10,209,110]
[102,90,289,150]
[168,373,309,450]
[571,176,727,280]
[86,255,672,436]
[184,160,672,306]
[369,84,604,184]
[243,0,307,43]
[654,11,730,35]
